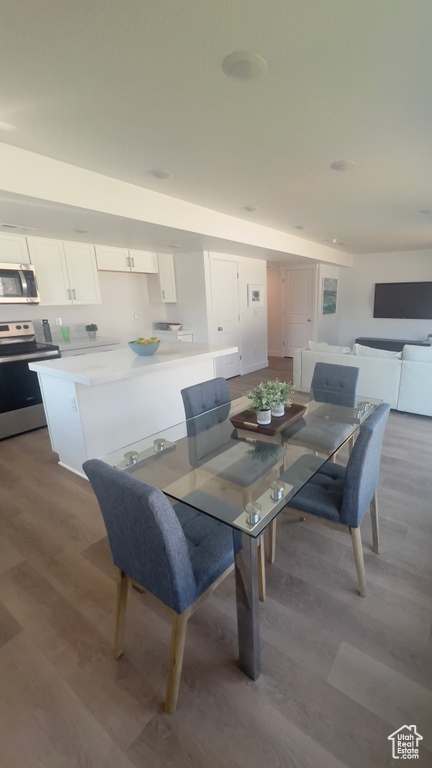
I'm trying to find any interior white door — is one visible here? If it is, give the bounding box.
[210,258,241,378]
[283,268,314,356]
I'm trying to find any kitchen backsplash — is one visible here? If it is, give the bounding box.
[0,272,169,344]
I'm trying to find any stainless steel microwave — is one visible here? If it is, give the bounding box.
[0,263,39,304]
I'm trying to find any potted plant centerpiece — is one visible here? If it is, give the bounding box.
[266,378,295,417]
[246,379,295,423]
[246,381,273,424]
[85,323,98,339]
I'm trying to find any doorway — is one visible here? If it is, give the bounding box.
[209,257,241,378]
[282,267,315,356]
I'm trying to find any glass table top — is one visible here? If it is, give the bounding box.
[99,390,381,538]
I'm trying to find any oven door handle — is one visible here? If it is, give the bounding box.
[18,269,28,297]
[0,351,61,364]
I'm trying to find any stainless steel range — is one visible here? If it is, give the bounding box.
[0,320,60,439]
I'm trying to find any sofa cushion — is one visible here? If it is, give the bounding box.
[308,341,350,353]
[402,345,432,362]
[398,360,432,416]
[353,343,402,359]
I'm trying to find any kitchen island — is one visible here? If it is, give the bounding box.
[29,341,237,476]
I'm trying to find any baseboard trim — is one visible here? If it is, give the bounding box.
[240,360,269,375]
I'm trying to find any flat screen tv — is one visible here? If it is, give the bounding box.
[373,282,432,319]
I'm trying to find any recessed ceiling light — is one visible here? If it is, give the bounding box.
[1,223,38,231]
[330,160,357,171]
[294,225,306,230]
[74,228,90,234]
[147,168,172,179]
[222,51,268,81]
[419,209,432,214]
[242,205,258,213]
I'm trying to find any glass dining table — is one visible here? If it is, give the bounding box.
[100,388,380,681]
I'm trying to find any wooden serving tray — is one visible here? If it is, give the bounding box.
[230,404,306,436]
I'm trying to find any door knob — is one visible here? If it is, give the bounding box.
[217,326,223,331]
[307,318,311,322]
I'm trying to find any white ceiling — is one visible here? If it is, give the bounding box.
[1,0,432,256]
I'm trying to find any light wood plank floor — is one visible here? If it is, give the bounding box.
[0,357,431,767]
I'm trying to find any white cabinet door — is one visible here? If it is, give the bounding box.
[95,245,130,272]
[63,242,101,305]
[129,249,158,273]
[0,233,30,263]
[158,253,177,302]
[27,237,70,305]
[148,253,177,303]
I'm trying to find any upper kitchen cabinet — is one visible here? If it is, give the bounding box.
[148,253,177,303]
[27,237,101,305]
[95,245,129,272]
[0,233,30,263]
[63,241,101,304]
[95,246,158,273]
[129,249,158,273]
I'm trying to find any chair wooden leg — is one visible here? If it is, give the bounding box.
[350,527,367,597]
[114,570,129,659]
[165,612,189,714]
[370,491,380,554]
[258,536,266,602]
[267,518,277,564]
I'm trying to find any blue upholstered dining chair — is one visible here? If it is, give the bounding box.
[311,362,360,406]
[83,458,241,714]
[274,402,390,597]
[281,361,360,458]
[181,378,285,601]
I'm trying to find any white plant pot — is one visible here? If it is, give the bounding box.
[87,331,97,339]
[271,404,285,418]
[257,409,272,425]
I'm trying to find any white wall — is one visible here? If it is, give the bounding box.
[166,250,268,375]
[0,272,168,345]
[237,256,268,374]
[267,265,283,356]
[165,252,209,343]
[316,263,341,344]
[337,250,432,346]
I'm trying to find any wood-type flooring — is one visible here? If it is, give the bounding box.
[0,357,431,767]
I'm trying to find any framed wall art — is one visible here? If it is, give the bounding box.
[247,284,264,308]
[322,277,338,315]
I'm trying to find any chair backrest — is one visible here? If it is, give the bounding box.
[339,403,390,527]
[83,459,197,613]
[311,362,359,406]
[181,377,233,465]
[181,377,231,420]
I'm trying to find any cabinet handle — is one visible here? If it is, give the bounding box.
[162,289,165,299]
[72,289,76,300]
[131,257,135,268]
[126,256,130,268]
[67,288,71,300]
[217,326,223,331]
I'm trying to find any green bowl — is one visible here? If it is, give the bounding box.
[128,341,160,356]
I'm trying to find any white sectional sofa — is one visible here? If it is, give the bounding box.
[293,342,432,416]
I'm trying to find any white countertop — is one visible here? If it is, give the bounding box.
[29,342,238,385]
[54,335,121,352]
